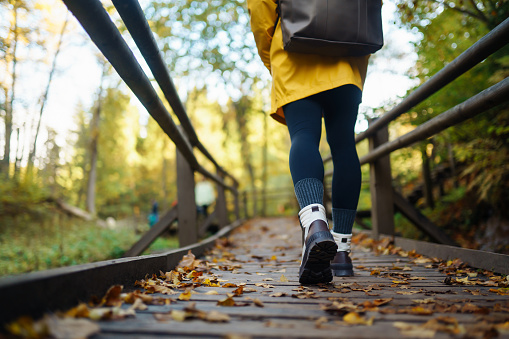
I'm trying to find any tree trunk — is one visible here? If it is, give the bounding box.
[446,140,459,188]
[261,110,268,217]
[421,143,434,209]
[85,63,106,215]
[26,14,69,178]
[234,100,257,217]
[1,5,19,177]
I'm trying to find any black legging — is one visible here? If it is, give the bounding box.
[283,84,362,210]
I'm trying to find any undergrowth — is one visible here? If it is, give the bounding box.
[0,212,179,277]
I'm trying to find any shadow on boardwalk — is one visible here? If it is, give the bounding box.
[6,217,509,338]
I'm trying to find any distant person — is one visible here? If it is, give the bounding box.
[195,178,215,217]
[148,201,159,227]
[247,0,370,284]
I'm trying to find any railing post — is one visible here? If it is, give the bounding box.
[368,119,394,239]
[215,169,228,228]
[234,183,240,221]
[243,191,249,219]
[176,126,197,246]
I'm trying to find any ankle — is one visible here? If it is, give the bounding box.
[331,231,352,253]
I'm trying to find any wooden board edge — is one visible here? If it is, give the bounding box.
[0,219,245,326]
[393,235,509,275]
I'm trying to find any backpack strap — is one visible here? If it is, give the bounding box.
[273,0,281,34]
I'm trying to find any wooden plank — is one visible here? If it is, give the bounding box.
[123,207,178,257]
[394,236,509,274]
[368,121,394,238]
[393,190,458,246]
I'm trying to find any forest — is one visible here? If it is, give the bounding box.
[0,0,508,277]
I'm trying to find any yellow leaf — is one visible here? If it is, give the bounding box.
[270,255,277,261]
[217,296,235,306]
[343,312,373,326]
[178,290,192,301]
[280,274,289,282]
[171,310,189,322]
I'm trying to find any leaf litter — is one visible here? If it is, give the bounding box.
[6,223,509,338]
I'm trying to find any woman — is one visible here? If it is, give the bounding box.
[247,0,370,284]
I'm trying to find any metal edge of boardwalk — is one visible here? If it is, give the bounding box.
[393,235,509,275]
[0,220,245,326]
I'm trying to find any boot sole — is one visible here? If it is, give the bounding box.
[299,231,337,285]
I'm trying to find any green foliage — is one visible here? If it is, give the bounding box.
[0,214,146,276]
[146,0,258,89]
[391,0,509,224]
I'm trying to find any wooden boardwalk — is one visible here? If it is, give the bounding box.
[12,217,509,338]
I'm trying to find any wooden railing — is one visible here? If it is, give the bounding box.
[323,18,509,269]
[61,0,241,256]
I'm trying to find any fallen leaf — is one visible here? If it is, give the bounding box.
[489,288,509,295]
[102,285,123,307]
[408,306,434,316]
[177,250,196,268]
[205,311,231,322]
[128,298,147,311]
[233,285,244,296]
[217,296,236,306]
[280,274,289,282]
[269,292,287,297]
[396,290,422,295]
[153,313,173,322]
[343,312,373,326]
[252,298,264,307]
[178,289,192,301]
[222,283,238,288]
[315,316,328,328]
[393,321,436,338]
[204,290,219,295]
[45,316,100,339]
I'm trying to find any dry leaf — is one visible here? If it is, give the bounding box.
[343,312,373,326]
[128,298,147,311]
[315,316,328,328]
[393,322,436,338]
[232,285,244,296]
[177,250,196,268]
[252,298,264,307]
[178,290,192,301]
[204,290,219,295]
[217,296,236,306]
[408,306,434,315]
[45,316,100,339]
[153,313,173,322]
[270,292,287,297]
[222,283,238,288]
[205,311,231,322]
[280,274,289,282]
[102,285,123,307]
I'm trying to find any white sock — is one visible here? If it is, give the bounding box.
[331,231,352,253]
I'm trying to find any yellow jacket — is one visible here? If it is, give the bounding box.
[247,0,370,124]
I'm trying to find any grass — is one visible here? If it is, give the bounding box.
[0,213,179,277]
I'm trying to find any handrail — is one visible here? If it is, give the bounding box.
[61,0,236,193]
[324,77,509,177]
[323,17,509,164]
[111,0,238,188]
[359,78,509,165]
